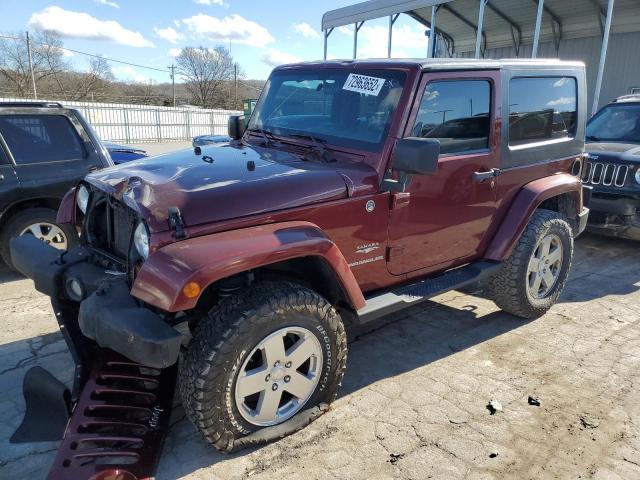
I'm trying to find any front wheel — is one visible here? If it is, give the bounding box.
[179,281,347,451]
[0,207,78,270]
[487,209,574,319]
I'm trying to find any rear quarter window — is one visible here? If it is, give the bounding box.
[509,77,577,147]
[0,114,87,164]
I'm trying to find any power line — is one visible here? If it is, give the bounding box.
[0,32,168,74]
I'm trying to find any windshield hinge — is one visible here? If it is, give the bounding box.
[168,207,187,240]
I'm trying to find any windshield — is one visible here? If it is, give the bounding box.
[248,68,406,151]
[586,103,640,143]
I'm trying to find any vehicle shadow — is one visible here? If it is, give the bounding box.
[0,260,21,284]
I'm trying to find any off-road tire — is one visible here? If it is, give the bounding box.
[0,207,78,270]
[487,209,573,319]
[179,280,348,452]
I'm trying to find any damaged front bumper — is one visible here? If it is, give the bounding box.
[10,235,182,369]
[586,195,640,241]
[10,235,181,480]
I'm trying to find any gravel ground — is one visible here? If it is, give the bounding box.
[0,233,639,480]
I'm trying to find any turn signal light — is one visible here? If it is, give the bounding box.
[183,282,201,299]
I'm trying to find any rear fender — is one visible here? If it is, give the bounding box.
[485,173,582,261]
[131,221,366,312]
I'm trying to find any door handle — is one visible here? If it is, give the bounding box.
[473,168,501,183]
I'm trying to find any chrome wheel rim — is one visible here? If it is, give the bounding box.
[20,222,67,250]
[527,233,563,299]
[234,326,323,427]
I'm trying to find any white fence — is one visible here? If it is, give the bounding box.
[0,97,241,143]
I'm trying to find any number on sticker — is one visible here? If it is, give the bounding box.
[343,73,386,96]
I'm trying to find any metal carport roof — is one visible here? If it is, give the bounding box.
[322,0,640,56]
[321,0,640,113]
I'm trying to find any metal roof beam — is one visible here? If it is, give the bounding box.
[442,4,487,56]
[531,0,562,32]
[586,0,607,17]
[407,11,456,56]
[485,1,522,55]
[485,2,522,39]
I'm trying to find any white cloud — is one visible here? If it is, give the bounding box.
[292,22,320,39]
[168,48,182,58]
[112,65,150,83]
[154,26,183,44]
[337,26,353,35]
[194,0,228,5]
[547,96,574,106]
[28,6,154,48]
[180,14,274,48]
[94,0,120,8]
[260,48,302,67]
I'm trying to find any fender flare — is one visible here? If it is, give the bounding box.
[131,221,366,312]
[485,173,583,261]
[56,187,76,226]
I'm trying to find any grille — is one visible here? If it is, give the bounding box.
[582,161,629,187]
[111,203,135,258]
[86,190,135,260]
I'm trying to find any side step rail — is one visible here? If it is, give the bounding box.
[358,260,502,323]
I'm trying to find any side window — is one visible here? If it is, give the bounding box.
[509,77,577,146]
[411,80,491,155]
[0,114,87,165]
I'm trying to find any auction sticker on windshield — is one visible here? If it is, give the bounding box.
[343,73,385,96]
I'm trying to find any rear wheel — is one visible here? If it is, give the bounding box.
[487,209,573,319]
[0,207,77,269]
[179,281,347,451]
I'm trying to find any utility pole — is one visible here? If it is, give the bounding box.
[168,64,176,107]
[234,63,238,109]
[26,31,37,99]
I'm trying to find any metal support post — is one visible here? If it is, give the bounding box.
[592,0,615,115]
[475,0,489,58]
[532,0,545,58]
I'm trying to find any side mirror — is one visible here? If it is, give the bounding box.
[228,114,246,140]
[391,137,440,175]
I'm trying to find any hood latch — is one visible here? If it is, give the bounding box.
[168,207,187,240]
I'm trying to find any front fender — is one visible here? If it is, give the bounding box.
[131,221,366,312]
[56,187,76,226]
[485,173,582,261]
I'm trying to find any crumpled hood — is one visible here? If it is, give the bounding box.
[586,142,640,163]
[85,143,375,233]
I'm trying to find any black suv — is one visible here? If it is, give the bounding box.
[583,94,640,239]
[0,102,112,268]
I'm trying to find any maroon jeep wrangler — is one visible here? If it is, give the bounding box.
[11,59,589,478]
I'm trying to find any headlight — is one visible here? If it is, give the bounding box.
[76,185,89,214]
[133,222,150,259]
[635,168,640,185]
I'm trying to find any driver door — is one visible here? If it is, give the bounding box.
[387,71,502,276]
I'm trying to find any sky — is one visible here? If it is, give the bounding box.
[0,0,433,84]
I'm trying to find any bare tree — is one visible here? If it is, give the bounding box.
[0,31,68,97]
[176,46,236,108]
[66,56,114,101]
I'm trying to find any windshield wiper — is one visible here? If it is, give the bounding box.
[288,133,335,162]
[247,127,278,147]
[586,134,601,142]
